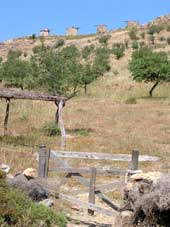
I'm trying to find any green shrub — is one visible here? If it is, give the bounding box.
[0,135,38,147]
[73,128,90,136]
[125,97,137,104]
[167,37,170,45]
[82,45,95,59]
[166,25,170,32]
[0,57,2,63]
[32,45,42,54]
[7,50,22,59]
[23,52,28,57]
[149,35,155,44]
[140,32,145,39]
[159,36,166,42]
[131,41,139,49]
[129,28,138,40]
[0,179,67,227]
[125,40,129,49]
[112,43,125,59]
[139,41,146,48]
[98,35,111,45]
[30,33,36,40]
[55,39,65,48]
[41,122,60,136]
[147,25,163,35]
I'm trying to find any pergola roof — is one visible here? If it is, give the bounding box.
[0,88,68,102]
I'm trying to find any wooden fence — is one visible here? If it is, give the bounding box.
[38,145,158,217]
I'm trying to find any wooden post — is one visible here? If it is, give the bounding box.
[4,98,10,135]
[130,150,139,170]
[88,167,97,215]
[38,145,49,178]
[44,149,50,178]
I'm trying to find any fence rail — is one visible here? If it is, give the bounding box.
[38,145,159,217]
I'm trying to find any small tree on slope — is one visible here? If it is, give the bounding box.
[129,47,170,97]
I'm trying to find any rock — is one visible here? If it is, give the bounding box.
[6,173,14,179]
[39,199,54,207]
[23,168,37,178]
[114,211,134,227]
[7,173,49,201]
[0,164,10,173]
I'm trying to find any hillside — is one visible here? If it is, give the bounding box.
[1,15,170,226]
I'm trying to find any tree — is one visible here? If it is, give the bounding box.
[129,47,170,97]
[0,56,33,89]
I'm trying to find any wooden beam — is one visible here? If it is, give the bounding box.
[59,193,118,217]
[51,150,159,162]
[69,180,124,195]
[0,88,68,102]
[49,167,126,176]
[50,151,121,211]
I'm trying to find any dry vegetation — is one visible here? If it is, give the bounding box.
[1,16,170,226]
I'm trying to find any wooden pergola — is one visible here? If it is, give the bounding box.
[0,88,68,144]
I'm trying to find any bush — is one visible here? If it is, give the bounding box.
[140,32,145,39]
[131,41,139,49]
[30,33,36,40]
[98,35,111,45]
[129,28,138,40]
[125,97,137,104]
[82,45,95,59]
[159,36,166,42]
[41,122,60,136]
[139,41,146,48]
[32,45,42,54]
[149,35,155,44]
[166,25,170,32]
[55,39,65,48]
[147,25,163,35]
[167,37,170,45]
[7,50,22,59]
[112,43,125,59]
[0,176,67,226]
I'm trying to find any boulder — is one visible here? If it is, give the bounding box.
[7,173,49,201]
[123,172,170,226]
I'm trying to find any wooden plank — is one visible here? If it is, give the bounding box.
[59,193,118,217]
[70,180,124,196]
[51,150,159,162]
[49,167,126,176]
[88,168,97,215]
[50,151,121,211]
[0,88,68,102]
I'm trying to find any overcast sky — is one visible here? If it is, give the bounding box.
[0,0,170,41]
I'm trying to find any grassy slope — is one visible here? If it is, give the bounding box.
[1,22,170,174]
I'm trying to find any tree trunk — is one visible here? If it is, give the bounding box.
[55,101,66,149]
[4,98,10,135]
[84,84,87,95]
[149,81,159,97]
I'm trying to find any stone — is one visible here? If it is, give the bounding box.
[7,173,49,201]
[0,164,10,173]
[23,168,37,178]
[39,199,54,207]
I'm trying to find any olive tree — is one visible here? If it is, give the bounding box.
[129,47,170,97]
